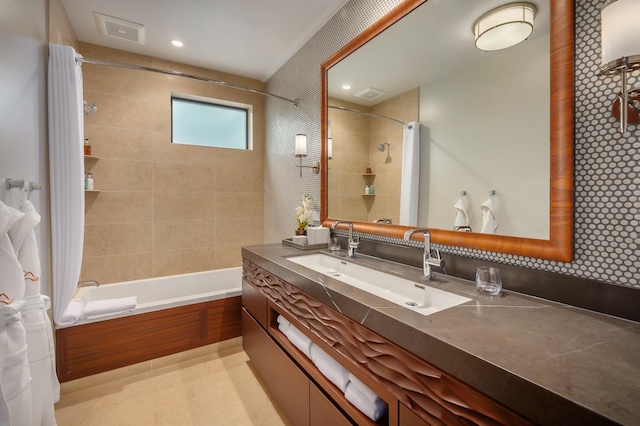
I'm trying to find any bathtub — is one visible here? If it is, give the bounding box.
[56,268,243,382]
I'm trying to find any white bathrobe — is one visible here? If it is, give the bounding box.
[0,201,33,426]
[9,200,59,425]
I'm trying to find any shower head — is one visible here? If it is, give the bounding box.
[378,141,390,152]
[83,101,97,115]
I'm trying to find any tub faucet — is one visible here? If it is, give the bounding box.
[331,221,359,258]
[78,280,100,288]
[403,229,444,280]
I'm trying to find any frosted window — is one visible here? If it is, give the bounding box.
[171,97,249,149]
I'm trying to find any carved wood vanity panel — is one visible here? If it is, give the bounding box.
[243,260,532,426]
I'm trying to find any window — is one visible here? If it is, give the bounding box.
[171,94,252,150]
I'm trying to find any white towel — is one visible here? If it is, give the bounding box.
[453,198,469,229]
[276,315,290,327]
[313,346,350,393]
[348,373,380,403]
[84,296,137,319]
[480,197,498,234]
[285,325,313,359]
[58,299,85,326]
[345,381,388,421]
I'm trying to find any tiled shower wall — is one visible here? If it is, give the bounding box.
[79,44,265,284]
[266,0,640,288]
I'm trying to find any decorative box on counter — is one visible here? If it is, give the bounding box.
[306,226,330,245]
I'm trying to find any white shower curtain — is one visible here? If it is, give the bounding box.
[400,122,420,226]
[48,44,85,326]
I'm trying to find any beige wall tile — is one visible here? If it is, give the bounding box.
[84,223,152,258]
[85,191,152,224]
[80,45,265,280]
[216,218,264,246]
[84,125,153,162]
[214,245,245,269]
[153,162,216,192]
[153,247,216,277]
[80,253,153,285]
[152,192,216,221]
[89,158,152,192]
[153,220,215,251]
[216,193,264,219]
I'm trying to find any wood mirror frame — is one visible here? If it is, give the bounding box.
[320,0,574,262]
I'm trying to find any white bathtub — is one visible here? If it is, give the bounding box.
[66,267,242,327]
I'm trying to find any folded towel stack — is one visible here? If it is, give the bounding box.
[277,315,290,335]
[58,299,85,325]
[285,325,313,359]
[345,379,388,421]
[83,296,137,319]
[312,345,350,393]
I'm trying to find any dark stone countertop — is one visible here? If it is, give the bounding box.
[242,244,640,426]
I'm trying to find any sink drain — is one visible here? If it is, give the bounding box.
[405,301,418,307]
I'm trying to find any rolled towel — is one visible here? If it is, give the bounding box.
[276,315,290,327]
[58,299,84,326]
[345,382,388,421]
[84,296,137,319]
[314,347,350,393]
[277,321,290,335]
[286,325,313,359]
[348,373,379,403]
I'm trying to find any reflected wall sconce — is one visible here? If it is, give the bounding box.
[473,3,535,51]
[600,0,640,134]
[294,134,320,178]
[327,138,333,159]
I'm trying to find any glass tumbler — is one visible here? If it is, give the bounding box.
[328,237,341,253]
[475,266,502,295]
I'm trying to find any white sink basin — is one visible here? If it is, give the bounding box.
[288,253,471,316]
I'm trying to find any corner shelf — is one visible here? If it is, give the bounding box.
[84,155,100,161]
[84,190,100,194]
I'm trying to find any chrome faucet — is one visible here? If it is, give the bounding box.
[403,229,444,280]
[78,280,100,288]
[330,221,359,258]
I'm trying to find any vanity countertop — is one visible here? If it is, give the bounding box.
[242,244,640,426]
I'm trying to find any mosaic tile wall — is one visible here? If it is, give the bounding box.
[265,0,640,289]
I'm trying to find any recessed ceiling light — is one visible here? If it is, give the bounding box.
[170,39,184,47]
[342,84,352,90]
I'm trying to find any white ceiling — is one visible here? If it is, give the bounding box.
[60,0,351,82]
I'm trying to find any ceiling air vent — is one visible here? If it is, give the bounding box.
[94,12,145,44]
[355,87,387,101]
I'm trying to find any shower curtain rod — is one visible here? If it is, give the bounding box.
[328,105,411,127]
[76,58,299,107]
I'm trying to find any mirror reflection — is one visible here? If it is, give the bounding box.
[327,0,550,240]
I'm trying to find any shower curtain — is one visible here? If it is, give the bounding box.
[48,44,85,326]
[400,122,420,226]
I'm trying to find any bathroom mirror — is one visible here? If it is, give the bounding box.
[320,0,574,261]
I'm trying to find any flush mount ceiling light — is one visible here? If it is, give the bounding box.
[599,0,640,134]
[473,3,536,51]
[170,39,184,47]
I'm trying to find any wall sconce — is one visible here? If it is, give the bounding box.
[600,0,640,134]
[294,134,320,178]
[473,3,536,51]
[327,138,333,159]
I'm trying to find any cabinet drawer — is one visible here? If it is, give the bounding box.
[242,279,267,327]
[310,384,354,426]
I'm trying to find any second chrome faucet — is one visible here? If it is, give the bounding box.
[330,221,359,258]
[403,229,444,280]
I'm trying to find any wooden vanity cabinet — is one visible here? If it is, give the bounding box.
[242,259,532,426]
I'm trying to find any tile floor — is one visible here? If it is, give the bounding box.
[54,342,290,426]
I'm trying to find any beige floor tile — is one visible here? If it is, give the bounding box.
[55,348,288,426]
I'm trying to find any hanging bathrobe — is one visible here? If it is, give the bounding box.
[8,201,58,425]
[0,201,33,426]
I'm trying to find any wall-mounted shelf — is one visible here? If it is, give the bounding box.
[85,190,100,194]
[362,194,375,197]
[362,173,376,177]
[84,155,100,161]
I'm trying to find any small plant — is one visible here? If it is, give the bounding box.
[295,194,313,232]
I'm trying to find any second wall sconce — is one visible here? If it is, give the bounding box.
[294,134,320,178]
[600,0,640,134]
